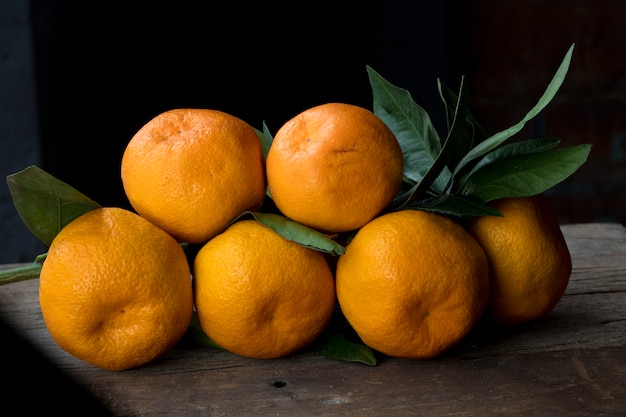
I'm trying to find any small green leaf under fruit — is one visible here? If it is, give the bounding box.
[245,212,346,256]
[317,332,377,366]
[184,312,224,350]
[6,165,100,246]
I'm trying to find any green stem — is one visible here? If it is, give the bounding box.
[0,253,46,285]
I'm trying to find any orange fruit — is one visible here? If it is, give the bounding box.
[121,108,266,244]
[468,193,572,325]
[335,209,489,359]
[193,219,336,359]
[266,102,404,233]
[39,207,193,371]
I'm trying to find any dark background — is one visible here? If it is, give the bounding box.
[3,0,626,263]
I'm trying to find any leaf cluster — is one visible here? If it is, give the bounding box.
[0,44,591,365]
[370,43,590,220]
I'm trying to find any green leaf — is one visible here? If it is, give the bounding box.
[437,79,488,167]
[460,144,592,201]
[390,76,469,210]
[400,194,503,218]
[318,332,377,366]
[367,66,447,191]
[184,312,224,350]
[457,137,563,189]
[6,165,101,246]
[255,122,273,160]
[255,123,275,199]
[437,79,487,145]
[451,43,575,179]
[245,212,346,255]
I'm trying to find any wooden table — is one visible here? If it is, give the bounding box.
[1,223,625,416]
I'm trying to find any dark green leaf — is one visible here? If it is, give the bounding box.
[456,138,562,190]
[367,66,449,192]
[437,79,488,168]
[460,144,592,201]
[438,80,488,142]
[318,332,377,366]
[451,43,575,178]
[184,312,224,350]
[247,212,346,255]
[256,123,275,199]
[399,194,503,218]
[390,76,470,210]
[255,122,273,160]
[6,165,101,246]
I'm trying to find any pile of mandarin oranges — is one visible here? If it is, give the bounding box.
[32,102,572,371]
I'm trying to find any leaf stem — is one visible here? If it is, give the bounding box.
[0,254,46,285]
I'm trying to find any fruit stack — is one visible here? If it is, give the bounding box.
[1,44,590,370]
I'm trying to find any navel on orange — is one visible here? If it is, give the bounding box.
[121,108,266,244]
[336,209,489,359]
[39,207,193,371]
[193,219,336,359]
[469,193,572,325]
[266,102,404,233]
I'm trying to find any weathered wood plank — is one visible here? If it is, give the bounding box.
[0,223,624,416]
[561,223,626,295]
[56,347,626,417]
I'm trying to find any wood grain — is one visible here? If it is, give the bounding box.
[1,223,624,416]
